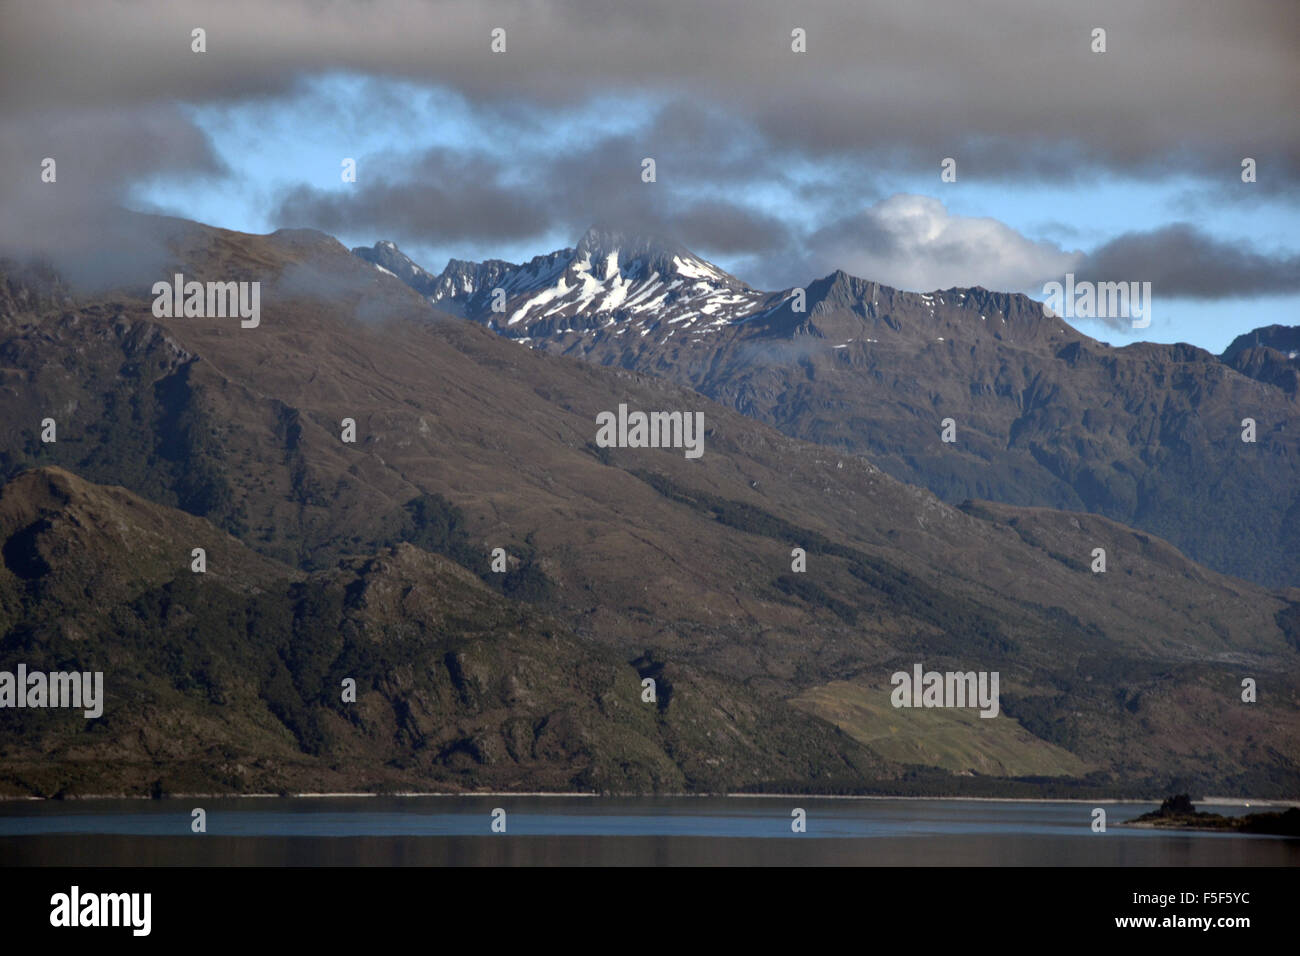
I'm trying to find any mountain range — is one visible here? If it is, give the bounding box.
[0,217,1296,798]
[355,229,1299,589]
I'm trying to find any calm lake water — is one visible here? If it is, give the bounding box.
[1,797,1295,866]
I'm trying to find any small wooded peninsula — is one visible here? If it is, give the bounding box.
[1124,795,1300,835]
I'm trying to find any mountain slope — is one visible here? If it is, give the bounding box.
[1221,324,1300,396]
[2,218,1298,797]
[360,233,1299,588]
[0,467,887,796]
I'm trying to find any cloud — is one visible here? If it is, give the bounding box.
[0,106,225,292]
[669,201,794,256]
[798,194,1081,292]
[269,118,797,263]
[2,0,1295,184]
[2,0,1296,308]
[1075,224,1300,298]
[272,149,552,244]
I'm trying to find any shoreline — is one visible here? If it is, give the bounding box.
[2,792,1297,807]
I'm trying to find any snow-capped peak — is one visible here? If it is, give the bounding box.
[482,227,762,335]
[355,227,768,341]
[569,226,734,287]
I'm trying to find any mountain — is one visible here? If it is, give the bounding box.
[1223,324,1300,362]
[1,467,888,796]
[356,227,773,338]
[1221,324,1300,396]
[2,218,1298,797]
[351,239,444,298]
[359,233,1300,588]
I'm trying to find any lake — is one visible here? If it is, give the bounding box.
[1,796,1296,866]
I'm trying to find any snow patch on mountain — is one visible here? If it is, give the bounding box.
[354,227,771,343]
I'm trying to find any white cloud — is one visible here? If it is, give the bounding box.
[806,194,1082,292]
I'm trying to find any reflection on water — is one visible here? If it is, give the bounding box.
[0,797,1295,866]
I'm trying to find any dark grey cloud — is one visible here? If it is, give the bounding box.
[272,149,552,243]
[2,0,1296,302]
[1076,224,1300,298]
[3,0,1296,184]
[271,124,797,264]
[670,201,794,256]
[0,105,226,292]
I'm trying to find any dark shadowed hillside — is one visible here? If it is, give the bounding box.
[1,219,1297,797]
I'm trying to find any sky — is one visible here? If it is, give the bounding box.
[2,0,1297,353]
